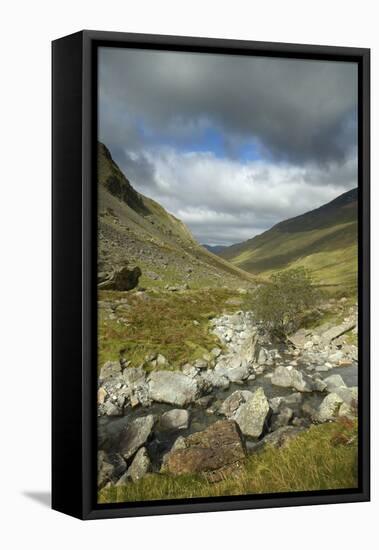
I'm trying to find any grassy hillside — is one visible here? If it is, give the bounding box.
[221,188,358,292]
[98,142,255,290]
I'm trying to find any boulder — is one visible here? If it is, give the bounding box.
[102,401,122,416]
[271,366,312,392]
[257,347,269,365]
[160,409,190,431]
[320,321,356,345]
[234,387,270,438]
[288,328,311,348]
[123,366,146,390]
[226,363,250,382]
[324,374,346,392]
[98,451,126,489]
[193,359,209,370]
[271,407,293,431]
[271,366,293,387]
[328,350,345,364]
[260,426,304,448]
[163,420,246,480]
[181,363,199,378]
[148,371,198,406]
[97,387,107,405]
[127,447,151,482]
[316,393,343,422]
[98,265,142,291]
[311,377,327,392]
[99,360,121,382]
[219,390,253,418]
[200,369,230,390]
[334,385,358,406]
[119,414,155,460]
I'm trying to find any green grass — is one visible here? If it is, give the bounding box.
[98,287,248,371]
[98,418,358,503]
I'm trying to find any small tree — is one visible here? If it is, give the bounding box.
[252,267,320,338]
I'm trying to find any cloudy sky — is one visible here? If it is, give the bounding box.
[98,47,358,246]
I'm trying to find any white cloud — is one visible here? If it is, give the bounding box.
[122,147,356,245]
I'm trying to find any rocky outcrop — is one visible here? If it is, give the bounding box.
[148,371,198,406]
[163,420,246,481]
[210,311,258,365]
[98,265,142,291]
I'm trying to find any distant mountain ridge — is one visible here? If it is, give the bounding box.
[202,244,228,255]
[221,188,358,290]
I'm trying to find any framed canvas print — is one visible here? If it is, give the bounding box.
[52,31,370,520]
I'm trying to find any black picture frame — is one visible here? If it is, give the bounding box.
[52,30,370,520]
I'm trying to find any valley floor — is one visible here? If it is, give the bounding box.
[97,285,358,504]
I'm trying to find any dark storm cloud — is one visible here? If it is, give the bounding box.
[98,47,358,245]
[99,47,357,165]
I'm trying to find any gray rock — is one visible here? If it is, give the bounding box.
[194,395,214,408]
[288,329,311,348]
[193,358,208,369]
[160,409,190,430]
[316,393,344,422]
[282,392,303,407]
[271,366,312,392]
[328,350,345,364]
[260,426,304,448]
[269,397,283,414]
[257,347,269,365]
[223,360,250,382]
[334,385,358,406]
[324,374,347,392]
[98,451,126,489]
[312,377,327,392]
[339,401,357,419]
[127,447,151,482]
[201,369,230,390]
[219,390,253,418]
[148,371,198,406]
[290,370,313,392]
[320,321,356,345]
[123,366,146,389]
[271,366,293,387]
[156,354,168,367]
[315,364,331,372]
[119,415,155,460]
[271,407,293,431]
[102,401,122,416]
[181,363,199,378]
[234,387,270,438]
[99,360,121,382]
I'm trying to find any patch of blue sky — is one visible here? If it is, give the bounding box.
[135,116,271,163]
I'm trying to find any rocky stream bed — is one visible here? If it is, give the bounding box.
[97,308,358,489]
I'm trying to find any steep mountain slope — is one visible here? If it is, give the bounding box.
[98,143,255,289]
[221,188,358,290]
